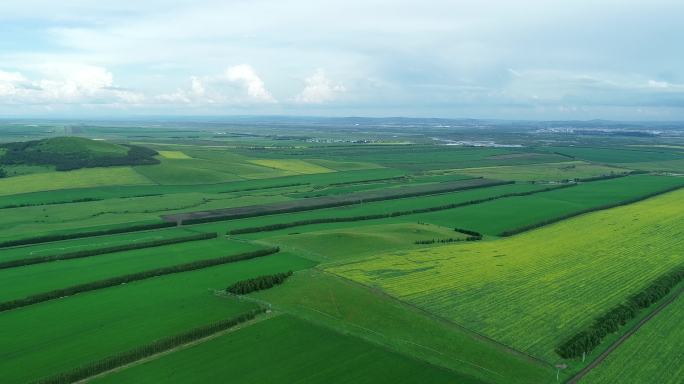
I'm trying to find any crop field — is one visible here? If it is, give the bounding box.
[3,125,684,384]
[452,161,630,181]
[328,189,684,361]
[0,236,261,303]
[581,292,684,384]
[0,166,152,196]
[0,252,315,383]
[253,270,554,384]
[249,159,335,174]
[157,150,192,159]
[94,314,468,384]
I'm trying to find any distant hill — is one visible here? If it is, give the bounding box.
[0,137,159,171]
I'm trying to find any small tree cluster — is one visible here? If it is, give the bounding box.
[0,168,6,179]
[556,266,684,359]
[227,271,293,295]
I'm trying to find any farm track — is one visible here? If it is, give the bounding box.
[566,284,684,384]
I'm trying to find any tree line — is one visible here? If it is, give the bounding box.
[414,237,479,245]
[556,265,684,359]
[0,247,279,313]
[0,197,102,210]
[0,232,217,270]
[0,221,177,249]
[182,179,513,225]
[228,184,574,235]
[227,271,293,295]
[500,184,684,237]
[35,308,266,384]
[0,142,159,171]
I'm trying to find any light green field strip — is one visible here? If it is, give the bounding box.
[328,188,684,363]
[94,314,469,384]
[249,159,335,174]
[451,161,630,181]
[157,150,192,159]
[0,252,315,384]
[252,270,554,384]
[0,167,152,196]
[0,237,260,303]
[581,292,684,384]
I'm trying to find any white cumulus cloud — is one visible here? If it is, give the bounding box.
[295,69,345,104]
[225,64,275,103]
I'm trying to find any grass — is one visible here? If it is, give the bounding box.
[157,150,192,159]
[262,223,468,262]
[93,314,469,384]
[249,159,335,174]
[581,291,684,384]
[252,269,554,384]
[0,237,261,303]
[545,146,683,163]
[328,188,684,363]
[451,161,629,181]
[0,167,152,196]
[0,252,315,384]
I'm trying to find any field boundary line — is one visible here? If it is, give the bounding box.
[566,284,684,384]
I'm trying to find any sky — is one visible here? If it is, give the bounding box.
[0,0,683,120]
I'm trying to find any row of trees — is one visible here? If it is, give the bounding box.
[0,168,6,178]
[184,179,512,225]
[0,143,159,171]
[454,228,483,239]
[0,221,177,249]
[556,266,684,358]
[414,237,476,245]
[228,184,572,235]
[0,197,101,210]
[35,308,266,384]
[500,184,684,237]
[0,232,217,270]
[227,271,293,295]
[0,247,279,312]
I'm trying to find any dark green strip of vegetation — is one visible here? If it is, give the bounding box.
[33,308,267,384]
[217,182,309,194]
[500,184,684,237]
[227,271,293,294]
[228,184,574,235]
[454,228,483,239]
[0,222,177,249]
[0,197,103,210]
[414,237,479,245]
[178,178,511,225]
[556,266,684,359]
[0,232,217,270]
[0,247,279,313]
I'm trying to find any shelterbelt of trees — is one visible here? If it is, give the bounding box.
[556,265,684,358]
[226,271,293,295]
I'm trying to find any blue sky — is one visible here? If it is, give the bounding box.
[0,0,682,120]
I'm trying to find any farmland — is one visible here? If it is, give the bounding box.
[328,188,684,362]
[1,119,684,383]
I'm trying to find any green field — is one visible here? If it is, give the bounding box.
[329,188,684,362]
[252,270,554,384]
[0,166,152,196]
[0,252,315,383]
[0,236,261,303]
[581,292,684,384]
[94,315,470,384]
[452,161,629,181]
